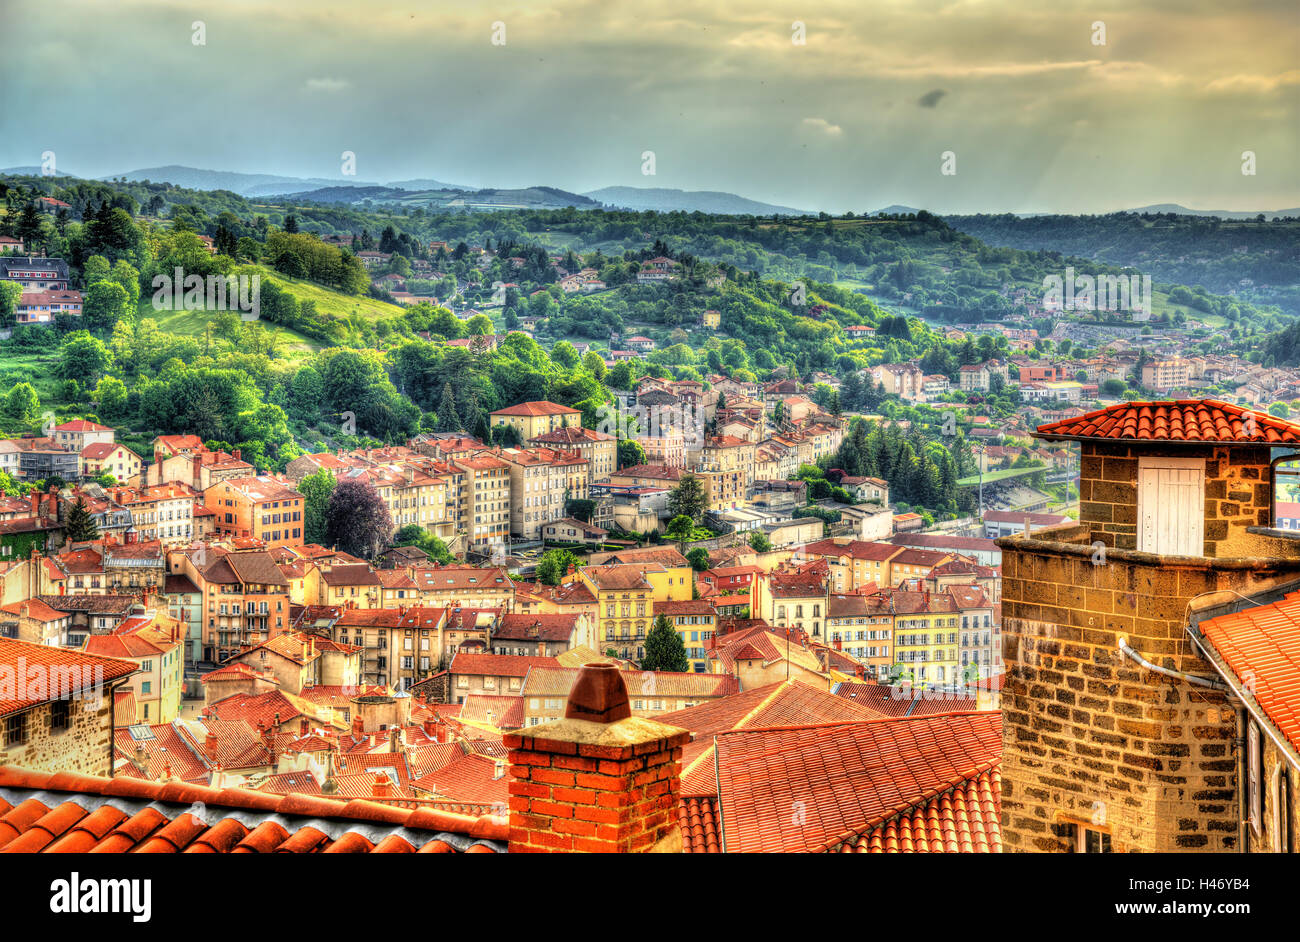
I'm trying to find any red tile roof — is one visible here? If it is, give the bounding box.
[1035,399,1300,445]
[833,681,979,717]
[459,694,526,729]
[0,638,137,716]
[833,767,1001,852]
[449,652,557,678]
[0,766,506,852]
[490,400,580,417]
[679,797,722,853]
[658,679,891,798]
[1197,590,1300,752]
[409,753,508,807]
[709,711,1001,853]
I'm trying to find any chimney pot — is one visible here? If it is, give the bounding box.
[564,663,631,723]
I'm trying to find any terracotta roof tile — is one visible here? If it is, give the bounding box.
[1035,399,1300,445]
[709,712,1001,853]
[0,638,137,716]
[0,766,507,853]
[1198,589,1300,752]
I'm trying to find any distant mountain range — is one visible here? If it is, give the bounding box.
[92,166,471,197]
[583,186,810,215]
[1124,203,1300,220]
[2,166,1295,219]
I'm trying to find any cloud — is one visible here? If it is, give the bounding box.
[304,77,350,93]
[801,117,843,137]
[918,89,947,108]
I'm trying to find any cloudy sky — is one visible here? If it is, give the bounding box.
[2,0,1296,213]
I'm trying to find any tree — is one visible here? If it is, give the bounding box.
[4,383,40,426]
[392,524,454,564]
[64,496,100,542]
[665,514,696,545]
[324,477,392,558]
[436,382,461,432]
[616,438,646,469]
[0,281,21,326]
[298,468,336,546]
[58,332,112,383]
[93,376,129,423]
[668,473,708,522]
[642,614,689,672]
[82,280,130,332]
[536,548,580,586]
[748,531,772,552]
[686,547,712,571]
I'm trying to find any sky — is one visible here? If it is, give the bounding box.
[2,0,1297,214]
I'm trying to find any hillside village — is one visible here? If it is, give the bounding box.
[0,182,1298,860]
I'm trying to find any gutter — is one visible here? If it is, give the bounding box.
[1186,626,1300,775]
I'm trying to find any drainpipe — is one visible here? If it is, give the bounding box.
[1117,638,1229,690]
[1236,707,1249,855]
[1282,767,1292,854]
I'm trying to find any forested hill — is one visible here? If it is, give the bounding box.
[946,212,1300,315]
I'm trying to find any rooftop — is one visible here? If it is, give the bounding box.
[0,767,506,853]
[1035,399,1300,445]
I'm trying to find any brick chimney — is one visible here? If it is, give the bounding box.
[372,772,391,798]
[504,662,690,853]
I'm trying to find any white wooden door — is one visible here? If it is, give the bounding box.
[1138,458,1204,556]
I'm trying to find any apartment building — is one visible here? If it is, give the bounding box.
[489,400,581,441]
[451,452,511,554]
[500,446,590,539]
[204,475,305,547]
[528,425,617,481]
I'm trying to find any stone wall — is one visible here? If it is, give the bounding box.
[0,696,113,776]
[999,535,1300,852]
[1078,442,1273,557]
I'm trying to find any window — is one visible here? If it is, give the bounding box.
[1137,456,1205,556]
[4,712,28,746]
[1079,828,1112,854]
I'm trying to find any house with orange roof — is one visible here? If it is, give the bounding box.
[0,597,73,645]
[750,568,829,642]
[706,622,830,690]
[449,452,511,554]
[499,446,590,539]
[82,607,186,724]
[103,482,193,543]
[527,424,617,481]
[204,474,305,547]
[491,611,593,657]
[222,631,362,695]
[179,549,291,663]
[449,652,558,704]
[50,418,113,454]
[138,441,254,490]
[0,636,138,775]
[488,400,581,441]
[411,564,513,610]
[653,599,717,672]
